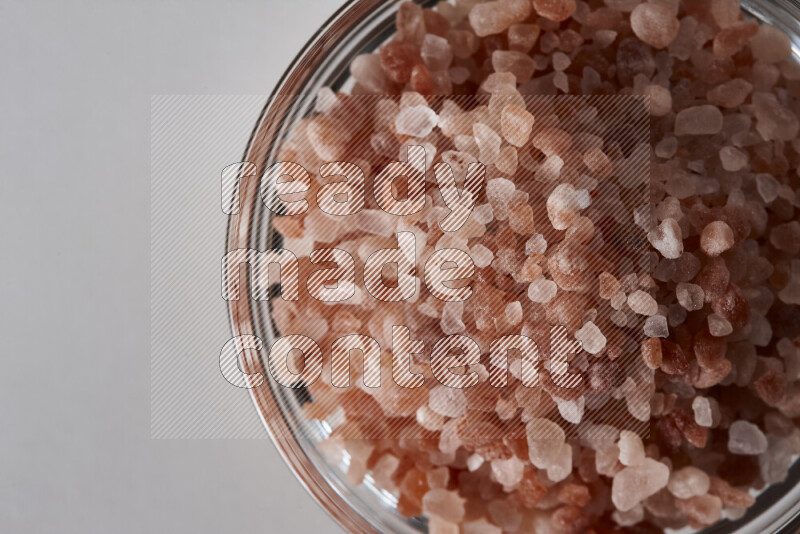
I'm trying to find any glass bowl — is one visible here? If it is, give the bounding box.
[226,0,800,532]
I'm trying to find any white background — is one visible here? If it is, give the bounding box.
[0,1,343,532]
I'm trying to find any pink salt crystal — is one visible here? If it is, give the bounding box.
[429,385,467,418]
[474,123,502,165]
[495,145,518,175]
[648,218,683,259]
[719,146,747,171]
[770,221,800,254]
[350,54,393,93]
[752,92,800,141]
[429,518,459,534]
[533,0,577,22]
[486,178,515,220]
[473,204,493,225]
[469,0,532,37]
[750,25,791,63]
[552,51,571,71]
[594,29,618,48]
[536,154,564,182]
[423,489,466,523]
[664,171,696,199]
[700,221,735,257]
[655,136,678,159]
[760,436,793,484]
[668,466,710,499]
[644,84,672,116]
[778,260,800,305]
[553,72,569,92]
[492,50,536,83]
[448,66,470,85]
[596,444,622,477]
[612,459,670,512]
[713,21,758,57]
[575,321,606,354]
[583,147,613,179]
[630,3,680,49]
[692,396,717,427]
[441,301,466,335]
[528,278,558,303]
[706,78,752,108]
[707,313,733,337]
[471,244,494,268]
[505,301,523,325]
[307,117,351,160]
[676,494,723,526]
[525,234,547,255]
[447,29,479,59]
[508,24,541,53]
[462,519,502,534]
[397,2,426,46]
[417,405,446,431]
[674,105,724,136]
[676,283,704,311]
[755,173,780,203]
[421,34,454,71]
[491,455,524,487]
[628,290,658,316]
[488,500,522,532]
[604,0,640,11]
[547,183,579,230]
[728,420,768,455]
[501,105,534,147]
[526,418,566,467]
[710,0,740,29]
[509,202,535,235]
[395,105,439,137]
[372,454,401,490]
[618,430,645,466]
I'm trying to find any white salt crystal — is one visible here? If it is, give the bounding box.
[648,218,683,259]
[668,466,710,499]
[719,146,748,171]
[612,459,670,512]
[421,34,454,71]
[779,260,800,305]
[467,453,484,472]
[528,278,557,303]
[708,313,733,337]
[429,385,468,418]
[575,321,606,354]
[314,87,339,113]
[556,396,585,424]
[505,301,523,325]
[674,105,724,136]
[474,123,502,165]
[644,315,669,338]
[692,396,714,427]
[525,233,547,255]
[728,420,768,455]
[491,455,524,487]
[395,105,438,137]
[472,203,494,224]
[547,443,573,482]
[471,244,494,268]
[575,189,592,209]
[547,183,579,230]
[676,282,704,311]
[628,290,658,316]
[756,174,780,203]
[760,436,793,485]
[486,178,516,220]
[618,430,645,467]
